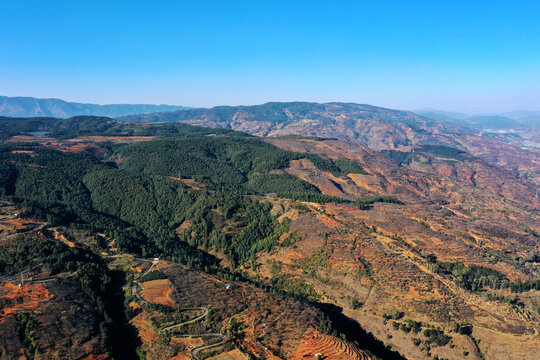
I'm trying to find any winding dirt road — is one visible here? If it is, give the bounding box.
[133,258,228,360]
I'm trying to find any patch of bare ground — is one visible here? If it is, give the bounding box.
[0,282,53,317]
[168,354,190,360]
[141,279,176,307]
[169,177,205,190]
[472,326,540,360]
[206,349,249,360]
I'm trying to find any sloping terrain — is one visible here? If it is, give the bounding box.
[0,207,107,359]
[0,116,538,359]
[140,279,176,307]
[0,130,379,359]
[292,328,373,360]
[250,138,539,359]
[120,102,540,181]
[126,260,376,359]
[417,110,540,152]
[0,281,105,359]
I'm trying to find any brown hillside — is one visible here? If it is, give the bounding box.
[250,138,540,360]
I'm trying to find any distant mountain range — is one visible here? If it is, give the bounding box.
[4,95,537,131]
[416,109,540,130]
[500,110,540,120]
[120,101,464,149]
[0,96,190,118]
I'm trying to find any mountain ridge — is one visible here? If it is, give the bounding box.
[120,101,540,182]
[417,109,540,129]
[0,95,190,118]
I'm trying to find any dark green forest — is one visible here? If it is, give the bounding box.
[0,115,247,140]
[0,127,369,270]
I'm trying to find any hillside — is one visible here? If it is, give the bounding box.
[120,102,540,182]
[417,110,540,130]
[252,137,540,359]
[0,96,189,118]
[0,116,538,359]
[119,102,450,149]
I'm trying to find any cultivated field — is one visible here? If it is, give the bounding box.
[141,278,176,307]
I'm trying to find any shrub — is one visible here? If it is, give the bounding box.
[424,329,451,346]
[139,270,166,282]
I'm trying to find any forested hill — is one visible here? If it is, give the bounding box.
[0,95,190,118]
[0,125,366,265]
[0,115,248,140]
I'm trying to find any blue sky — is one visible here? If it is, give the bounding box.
[0,1,538,112]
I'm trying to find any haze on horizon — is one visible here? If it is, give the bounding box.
[0,1,538,113]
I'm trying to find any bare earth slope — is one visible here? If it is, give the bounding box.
[250,138,540,360]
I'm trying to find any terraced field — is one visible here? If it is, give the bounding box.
[127,260,376,359]
[292,328,376,360]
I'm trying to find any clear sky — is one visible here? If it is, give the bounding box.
[0,0,538,112]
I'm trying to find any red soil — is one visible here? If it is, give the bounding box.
[169,177,206,190]
[141,279,176,307]
[52,228,76,247]
[206,349,249,360]
[66,136,154,143]
[169,355,190,360]
[4,219,27,226]
[81,354,108,360]
[10,150,36,156]
[0,282,54,317]
[131,313,159,344]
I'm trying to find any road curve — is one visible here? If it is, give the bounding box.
[132,258,229,359]
[160,307,209,333]
[174,334,228,360]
